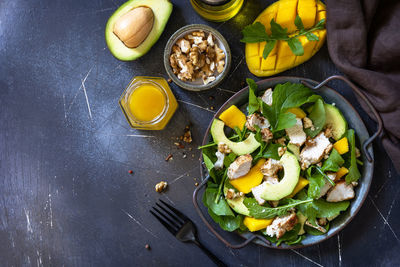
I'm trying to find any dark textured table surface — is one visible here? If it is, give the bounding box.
[1,0,399,266]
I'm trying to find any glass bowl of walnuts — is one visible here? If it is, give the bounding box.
[164,24,231,91]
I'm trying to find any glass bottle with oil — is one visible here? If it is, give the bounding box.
[119,76,178,130]
[190,0,244,22]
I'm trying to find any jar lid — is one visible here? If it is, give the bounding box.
[199,0,231,6]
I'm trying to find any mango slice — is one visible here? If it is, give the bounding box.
[230,159,266,193]
[336,167,349,180]
[333,137,349,155]
[287,107,306,118]
[245,0,326,77]
[287,177,309,198]
[219,105,246,130]
[244,216,274,232]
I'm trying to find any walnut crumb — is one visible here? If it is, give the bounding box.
[155,181,168,193]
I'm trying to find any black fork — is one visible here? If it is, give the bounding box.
[150,199,227,267]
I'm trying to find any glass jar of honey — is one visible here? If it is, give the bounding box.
[119,76,178,130]
[190,0,244,22]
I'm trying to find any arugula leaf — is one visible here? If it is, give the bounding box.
[203,186,234,216]
[240,22,269,43]
[208,208,242,232]
[270,19,288,39]
[275,112,297,131]
[259,82,319,133]
[304,99,326,137]
[315,166,336,186]
[287,37,304,56]
[244,198,313,219]
[294,15,305,31]
[305,32,319,41]
[241,17,326,59]
[263,40,277,58]
[313,199,350,218]
[321,149,344,172]
[223,152,237,168]
[296,190,318,225]
[306,166,325,199]
[247,78,260,114]
[262,143,282,160]
[345,129,361,183]
[215,169,228,203]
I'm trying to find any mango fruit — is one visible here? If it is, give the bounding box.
[245,0,326,77]
[219,105,246,130]
[333,137,349,155]
[336,167,349,180]
[230,159,266,193]
[287,176,309,198]
[287,107,306,119]
[244,216,274,232]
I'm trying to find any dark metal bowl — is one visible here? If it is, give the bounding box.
[193,75,382,249]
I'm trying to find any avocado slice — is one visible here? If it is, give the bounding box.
[324,103,347,140]
[105,0,173,61]
[259,152,300,201]
[210,119,260,156]
[223,182,249,216]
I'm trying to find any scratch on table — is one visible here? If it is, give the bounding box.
[121,209,158,239]
[291,249,324,267]
[97,132,156,138]
[177,100,216,113]
[337,234,342,267]
[369,196,400,242]
[24,208,33,234]
[216,20,227,30]
[72,177,76,197]
[217,87,236,94]
[386,187,400,220]
[226,55,244,81]
[66,67,93,115]
[49,193,53,229]
[228,248,236,256]
[163,195,175,205]
[81,71,93,120]
[169,166,198,185]
[62,93,67,119]
[374,172,391,198]
[37,250,43,267]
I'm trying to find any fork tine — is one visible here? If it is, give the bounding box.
[153,206,182,229]
[159,199,189,221]
[156,202,185,225]
[150,210,178,235]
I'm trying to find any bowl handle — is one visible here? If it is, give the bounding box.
[301,75,383,162]
[192,175,271,248]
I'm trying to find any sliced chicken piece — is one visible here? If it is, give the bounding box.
[265,212,298,239]
[264,175,279,184]
[261,158,283,177]
[285,118,307,146]
[300,132,331,170]
[227,154,252,179]
[252,182,266,205]
[261,128,273,142]
[245,113,270,131]
[319,173,336,198]
[260,88,273,106]
[214,151,225,170]
[326,181,355,202]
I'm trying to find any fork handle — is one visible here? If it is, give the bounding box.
[192,240,227,267]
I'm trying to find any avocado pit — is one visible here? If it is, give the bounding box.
[113,6,154,48]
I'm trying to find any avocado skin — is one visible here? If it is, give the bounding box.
[105,0,173,61]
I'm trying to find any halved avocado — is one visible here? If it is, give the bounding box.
[105,0,173,61]
[259,152,300,201]
[324,104,347,140]
[223,182,249,216]
[210,119,260,156]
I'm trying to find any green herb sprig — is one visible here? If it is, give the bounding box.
[244,198,313,219]
[241,16,325,59]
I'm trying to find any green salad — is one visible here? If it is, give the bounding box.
[200,79,362,246]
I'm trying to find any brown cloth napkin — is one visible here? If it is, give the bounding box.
[325,0,400,173]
